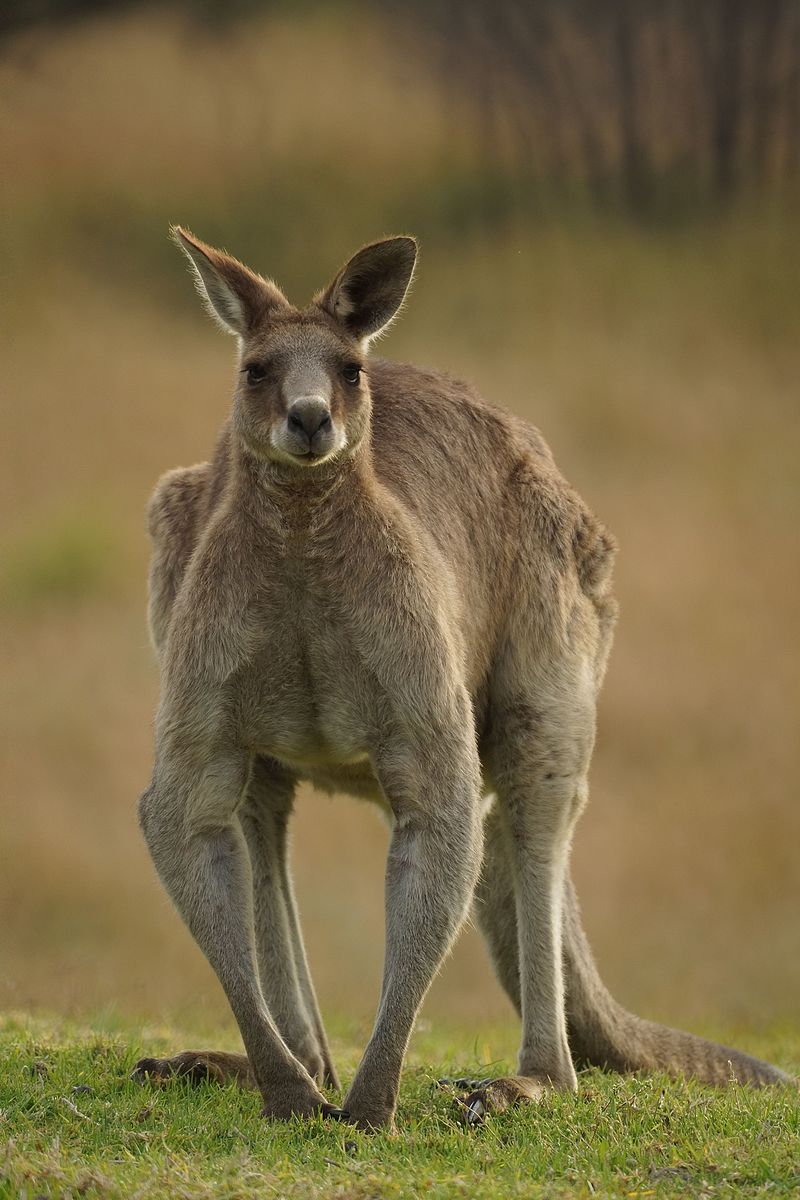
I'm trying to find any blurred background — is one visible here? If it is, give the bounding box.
[1,1,798,1040]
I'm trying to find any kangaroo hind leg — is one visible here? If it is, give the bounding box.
[463,668,596,1122]
[240,758,339,1089]
[133,758,340,1095]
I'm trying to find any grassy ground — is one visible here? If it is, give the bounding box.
[1,1014,798,1199]
[1,0,799,1072]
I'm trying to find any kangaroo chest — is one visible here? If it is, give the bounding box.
[179,493,459,781]
[249,594,375,769]
[231,533,384,771]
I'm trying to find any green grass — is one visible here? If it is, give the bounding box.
[1,1015,798,1199]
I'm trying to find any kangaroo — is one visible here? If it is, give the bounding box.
[134,228,789,1131]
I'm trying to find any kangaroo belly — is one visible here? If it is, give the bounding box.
[259,729,371,770]
[240,612,376,771]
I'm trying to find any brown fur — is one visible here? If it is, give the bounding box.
[135,229,790,1131]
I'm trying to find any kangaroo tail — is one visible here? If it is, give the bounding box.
[563,878,791,1087]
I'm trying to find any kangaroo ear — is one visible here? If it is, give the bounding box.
[171,226,290,336]
[317,236,417,342]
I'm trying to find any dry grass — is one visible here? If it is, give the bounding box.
[1,8,798,1037]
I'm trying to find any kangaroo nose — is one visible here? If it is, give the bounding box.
[287,397,332,439]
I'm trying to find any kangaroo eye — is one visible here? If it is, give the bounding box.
[244,362,267,385]
[342,364,361,386]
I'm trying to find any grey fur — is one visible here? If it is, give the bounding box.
[136,229,790,1131]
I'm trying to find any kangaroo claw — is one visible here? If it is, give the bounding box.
[462,1094,486,1125]
[322,1105,350,1120]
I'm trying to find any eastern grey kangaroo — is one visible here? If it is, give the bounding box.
[135,228,789,1130]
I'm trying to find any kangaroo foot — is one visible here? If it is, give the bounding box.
[338,1106,394,1133]
[341,1080,397,1132]
[132,1050,255,1088]
[132,1049,347,1121]
[260,1083,348,1122]
[437,1075,494,1092]
[450,1075,551,1125]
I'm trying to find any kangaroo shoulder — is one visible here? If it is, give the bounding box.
[147,463,212,549]
[146,462,223,660]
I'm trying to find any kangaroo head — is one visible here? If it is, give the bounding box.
[172,227,417,469]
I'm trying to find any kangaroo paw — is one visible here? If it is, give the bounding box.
[456,1075,550,1125]
[437,1076,494,1092]
[131,1050,255,1089]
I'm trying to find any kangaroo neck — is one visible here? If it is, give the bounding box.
[234,435,377,535]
